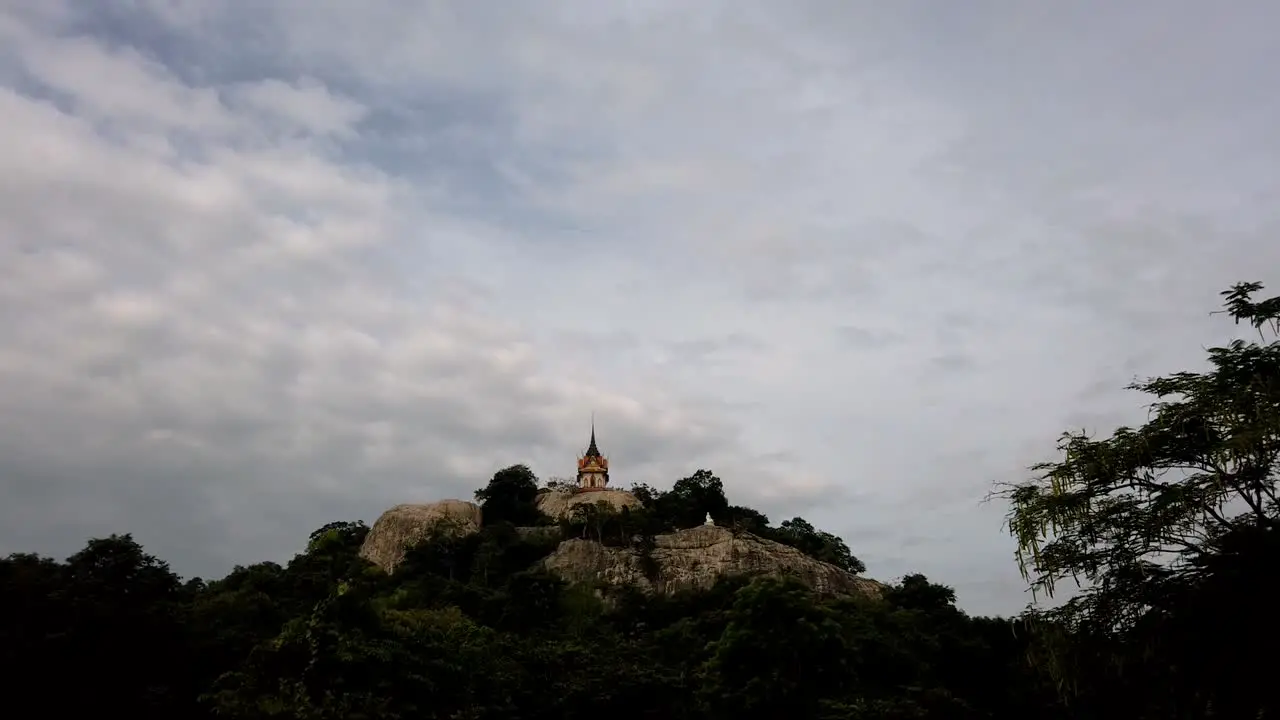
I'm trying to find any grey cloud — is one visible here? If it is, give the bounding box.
[836,326,904,349]
[929,353,978,374]
[665,333,768,365]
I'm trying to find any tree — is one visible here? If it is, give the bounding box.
[306,520,370,551]
[996,282,1280,714]
[772,517,867,575]
[206,589,450,718]
[661,469,731,529]
[629,482,661,506]
[476,464,545,526]
[884,573,958,613]
[288,520,378,609]
[698,577,850,719]
[725,505,770,533]
[45,535,193,714]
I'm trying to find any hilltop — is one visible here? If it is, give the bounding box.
[360,465,878,599]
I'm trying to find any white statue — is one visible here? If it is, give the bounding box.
[704,512,714,526]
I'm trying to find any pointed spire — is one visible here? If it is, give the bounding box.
[585,414,601,457]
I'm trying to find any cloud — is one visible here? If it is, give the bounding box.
[227,77,367,138]
[3,0,1280,616]
[836,326,905,350]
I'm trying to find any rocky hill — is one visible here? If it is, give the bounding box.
[542,524,882,599]
[359,499,879,600]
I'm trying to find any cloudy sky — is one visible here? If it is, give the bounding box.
[2,0,1277,615]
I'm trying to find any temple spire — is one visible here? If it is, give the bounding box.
[585,414,601,457]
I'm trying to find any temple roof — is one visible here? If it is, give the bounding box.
[584,421,602,458]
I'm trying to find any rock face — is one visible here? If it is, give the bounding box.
[359,500,482,572]
[541,524,882,599]
[535,488,642,520]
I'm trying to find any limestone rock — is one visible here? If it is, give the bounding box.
[360,500,482,572]
[542,524,882,599]
[535,488,641,520]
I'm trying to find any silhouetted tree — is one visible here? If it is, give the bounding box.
[476,463,545,526]
[997,282,1280,718]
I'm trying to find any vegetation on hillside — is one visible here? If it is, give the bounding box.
[1,282,1276,718]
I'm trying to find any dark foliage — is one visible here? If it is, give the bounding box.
[0,487,1051,718]
[476,463,545,527]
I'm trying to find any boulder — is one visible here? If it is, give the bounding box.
[359,500,482,572]
[535,488,641,520]
[541,524,882,599]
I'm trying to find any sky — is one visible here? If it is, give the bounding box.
[2,0,1278,616]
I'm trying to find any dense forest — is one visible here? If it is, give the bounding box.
[2,282,1277,719]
